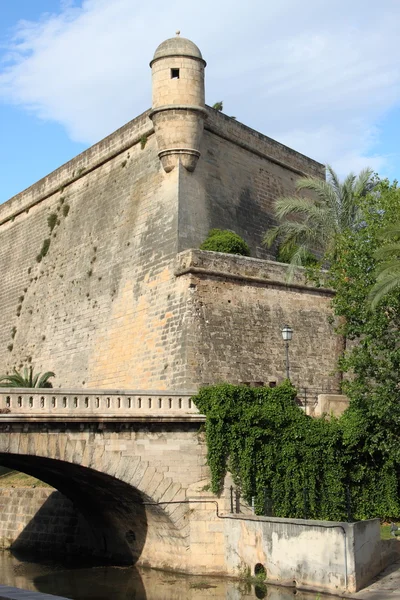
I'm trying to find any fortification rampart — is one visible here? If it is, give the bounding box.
[205,108,324,178]
[0,110,154,225]
[0,32,333,392]
[175,250,339,390]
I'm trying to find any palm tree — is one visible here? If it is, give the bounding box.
[0,366,55,388]
[263,165,375,268]
[369,224,400,309]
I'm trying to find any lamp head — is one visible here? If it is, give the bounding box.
[281,325,293,342]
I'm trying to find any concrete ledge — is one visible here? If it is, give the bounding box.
[314,394,349,417]
[221,515,382,593]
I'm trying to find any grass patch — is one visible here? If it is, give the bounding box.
[0,470,52,488]
[381,523,400,540]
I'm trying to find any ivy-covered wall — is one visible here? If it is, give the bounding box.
[194,382,400,521]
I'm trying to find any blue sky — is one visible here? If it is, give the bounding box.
[1,0,400,203]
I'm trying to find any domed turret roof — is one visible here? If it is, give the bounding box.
[151,34,206,65]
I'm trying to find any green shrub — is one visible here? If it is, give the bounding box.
[200,229,250,256]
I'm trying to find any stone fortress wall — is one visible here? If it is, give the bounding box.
[0,34,338,392]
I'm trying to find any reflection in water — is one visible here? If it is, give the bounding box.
[0,551,332,600]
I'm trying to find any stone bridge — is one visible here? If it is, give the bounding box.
[0,388,359,592]
[0,389,224,573]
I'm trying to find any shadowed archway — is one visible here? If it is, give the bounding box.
[0,453,186,566]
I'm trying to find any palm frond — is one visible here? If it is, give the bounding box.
[374,244,400,262]
[354,167,375,197]
[263,226,282,248]
[376,223,400,240]
[0,373,25,387]
[325,165,341,198]
[265,223,325,262]
[274,198,338,239]
[267,165,375,270]
[37,372,55,388]
[273,196,315,218]
[296,178,338,208]
[369,273,400,309]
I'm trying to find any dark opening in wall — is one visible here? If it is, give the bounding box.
[254,563,266,578]
[171,68,180,79]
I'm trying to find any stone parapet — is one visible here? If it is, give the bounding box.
[175,248,333,294]
[205,106,325,178]
[0,389,202,420]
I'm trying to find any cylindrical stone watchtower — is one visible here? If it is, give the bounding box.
[149,32,207,173]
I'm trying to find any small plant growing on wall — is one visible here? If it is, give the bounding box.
[200,229,250,256]
[212,101,223,111]
[36,238,51,262]
[47,213,58,232]
[140,134,148,150]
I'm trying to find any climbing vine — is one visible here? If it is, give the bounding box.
[193,382,400,521]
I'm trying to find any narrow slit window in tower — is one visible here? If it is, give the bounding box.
[171,68,180,79]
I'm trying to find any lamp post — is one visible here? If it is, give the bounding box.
[281,325,293,381]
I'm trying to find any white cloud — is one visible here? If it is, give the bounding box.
[1,0,400,176]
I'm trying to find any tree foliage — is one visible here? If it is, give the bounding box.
[0,366,55,388]
[200,229,250,256]
[323,180,400,462]
[264,165,375,269]
[369,223,400,308]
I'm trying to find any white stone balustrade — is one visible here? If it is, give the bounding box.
[0,389,203,420]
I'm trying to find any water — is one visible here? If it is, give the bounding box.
[0,551,331,599]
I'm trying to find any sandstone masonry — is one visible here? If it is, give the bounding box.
[0,34,335,392]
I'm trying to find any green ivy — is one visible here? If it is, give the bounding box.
[193,382,400,520]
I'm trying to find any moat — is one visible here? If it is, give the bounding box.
[0,551,334,600]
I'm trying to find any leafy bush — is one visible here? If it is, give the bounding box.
[200,229,250,256]
[193,382,400,520]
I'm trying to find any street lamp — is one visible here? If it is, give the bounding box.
[281,325,293,381]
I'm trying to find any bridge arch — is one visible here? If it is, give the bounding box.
[0,424,196,568]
